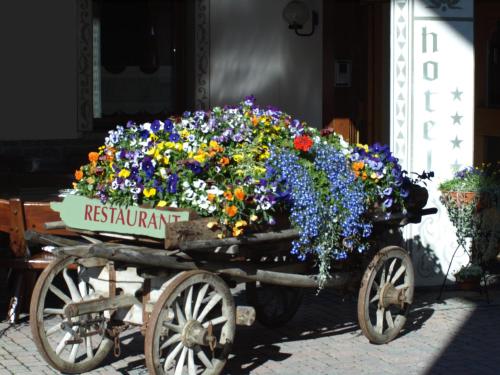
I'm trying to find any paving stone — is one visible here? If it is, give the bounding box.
[1,289,500,374]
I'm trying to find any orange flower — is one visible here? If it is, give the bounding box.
[219,157,230,166]
[234,187,245,201]
[362,172,368,181]
[223,191,234,201]
[207,193,216,202]
[74,169,83,181]
[88,152,99,163]
[225,205,238,217]
[252,116,259,126]
[352,161,365,171]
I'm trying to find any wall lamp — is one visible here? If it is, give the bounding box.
[282,0,318,37]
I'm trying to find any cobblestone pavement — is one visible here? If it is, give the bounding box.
[0,287,499,375]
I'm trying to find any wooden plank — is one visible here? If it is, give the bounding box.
[9,198,27,257]
[23,201,73,236]
[0,199,10,233]
[179,229,299,251]
[164,217,222,249]
[55,242,350,289]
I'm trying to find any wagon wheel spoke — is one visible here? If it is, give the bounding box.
[387,258,397,283]
[63,269,82,302]
[188,348,196,375]
[370,294,380,304]
[79,279,88,299]
[164,342,183,372]
[175,302,186,326]
[48,285,72,305]
[68,343,80,363]
[193,284,209,320]
[162,321,183,334]
[194,345,213,369]
[375,308,385,334]
[372,280,379,292]
[86,336,94,359]
[391,264,406,284]
[202,315,228,327]
[43,308,64,316]
[379,266,386,286]
[160,333,181,351]
[197,294,222,323]
[184,286,194,320]
[174,347,188,375]
[56,332,73,355]
[385,310,395,329]
[395,283,409,290]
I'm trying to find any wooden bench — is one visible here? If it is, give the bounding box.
[0,198,75,322]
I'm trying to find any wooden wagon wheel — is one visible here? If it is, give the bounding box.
[245,282,304,327]
[357,246,414,344]
[145,270,236,375]
[30,256,113,373]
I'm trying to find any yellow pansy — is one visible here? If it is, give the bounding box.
[180,129,190,138]
[250,214,258,222]
[193,153,207,164]
[143,187,157,198]
[253,166,266,174]
[157,200,167,207]
[233,154,244,163]
[118,169,131,178]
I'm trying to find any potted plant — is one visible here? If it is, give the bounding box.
[439,162,500,276]
[453,264,483,290]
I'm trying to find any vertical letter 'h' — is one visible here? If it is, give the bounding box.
[422,27,438,53]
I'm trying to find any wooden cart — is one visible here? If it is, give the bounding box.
[27,205,436,374]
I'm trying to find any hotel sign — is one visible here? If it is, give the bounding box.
[391,0,474,284]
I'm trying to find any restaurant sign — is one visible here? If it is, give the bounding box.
[51,195,191,239]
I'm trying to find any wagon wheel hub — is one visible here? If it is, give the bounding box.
[181,319,214,349]
[379,282,408,309]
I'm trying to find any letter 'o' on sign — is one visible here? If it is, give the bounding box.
[51,195,190,239]
[423,61,438,81]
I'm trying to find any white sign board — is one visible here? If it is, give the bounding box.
[391,0,474,285]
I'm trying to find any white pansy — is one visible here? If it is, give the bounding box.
[159,168,168,180]
[169,201,178,208]
[207,186,223,196]
[182,181,190,189]
[193,179,206,190]
[142,122,151,131]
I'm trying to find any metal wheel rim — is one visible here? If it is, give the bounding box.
[30,256,113,373]
[358,246,414,344]
[145,270,236,375]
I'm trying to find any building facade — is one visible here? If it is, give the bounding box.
[1,0,498,284]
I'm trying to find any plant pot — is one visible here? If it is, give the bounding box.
[456,276,481,291]
[442,191,477,208]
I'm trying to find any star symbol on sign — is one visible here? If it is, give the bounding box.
[451,88,463,101]
[451,112,463,125]
[451,160,461,172]
[451,136,463,149]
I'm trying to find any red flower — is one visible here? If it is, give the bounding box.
[293,135,314,152]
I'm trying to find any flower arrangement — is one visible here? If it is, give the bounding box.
[439,163,500,267]
[73,97,417,285]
